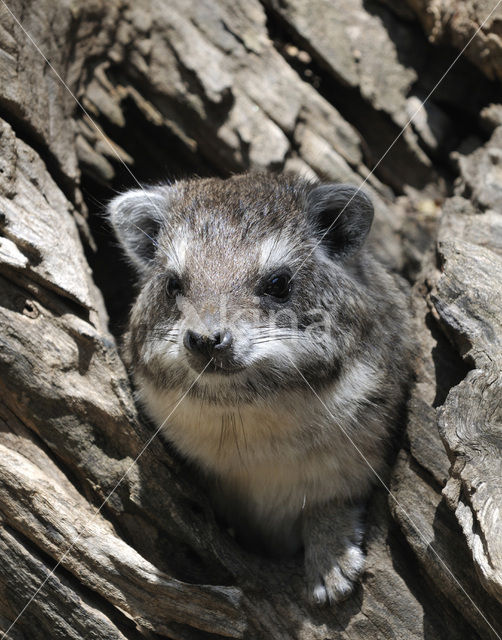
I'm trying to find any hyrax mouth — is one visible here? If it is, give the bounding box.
[204,361,246,375]
[186,357,246,376]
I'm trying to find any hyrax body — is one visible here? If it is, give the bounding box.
[109,173,411,605]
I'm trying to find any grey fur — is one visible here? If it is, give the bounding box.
[108,172,412,606]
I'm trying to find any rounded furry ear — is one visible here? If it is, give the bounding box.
[307,184,374,259]
[107,187,169,273]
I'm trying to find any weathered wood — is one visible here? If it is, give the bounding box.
[0,443,244,637]
[264,0,437,188]
[401,0,502,81]
[0,0,501,638]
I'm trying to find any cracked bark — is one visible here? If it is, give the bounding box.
[0,0,501,638]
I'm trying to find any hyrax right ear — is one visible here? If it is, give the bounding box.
[107,187,169,273]
[307,183,374,260]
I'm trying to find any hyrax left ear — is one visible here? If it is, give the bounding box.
[107,187,169,273]
[307,184,374,260]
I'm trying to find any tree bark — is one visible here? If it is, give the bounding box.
[0,0,501,638]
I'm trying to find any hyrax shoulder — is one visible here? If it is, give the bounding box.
[108,172,412,605]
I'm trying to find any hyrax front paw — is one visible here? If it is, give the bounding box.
[303,502,365,606]
[306,537,365,606]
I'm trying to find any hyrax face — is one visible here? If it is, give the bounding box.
[108,173,374,402]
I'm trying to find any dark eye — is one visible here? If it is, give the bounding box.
[263,272,291,301]
[165,275,182,298]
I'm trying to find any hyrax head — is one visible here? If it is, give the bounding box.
[108,173,374,400]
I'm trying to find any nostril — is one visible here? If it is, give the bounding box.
[213,330,233,351]
[184,329,201,352]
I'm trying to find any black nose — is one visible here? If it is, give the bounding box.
[183,329,233,356]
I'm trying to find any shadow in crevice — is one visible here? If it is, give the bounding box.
[387,509,484,640]
[424,311,473,408]
[430,496,502,639]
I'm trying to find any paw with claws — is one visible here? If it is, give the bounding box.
[303,502,365,606]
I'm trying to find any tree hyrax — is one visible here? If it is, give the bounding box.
[108,172,411,605]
